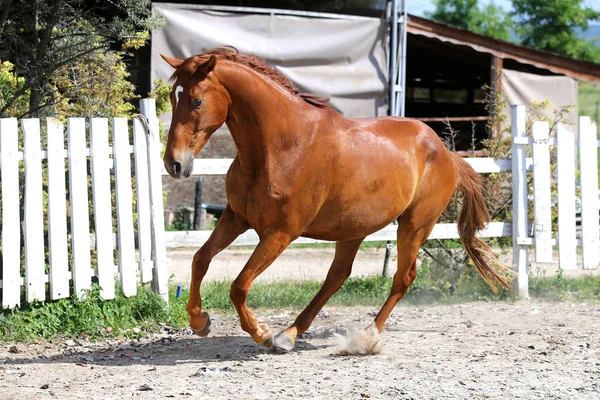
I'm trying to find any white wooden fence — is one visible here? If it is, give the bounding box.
[0,99,168,308]
[1,103,598,307]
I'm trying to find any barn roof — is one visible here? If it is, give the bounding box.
[407,15,600,84]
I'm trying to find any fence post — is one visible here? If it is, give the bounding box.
[133,117,154,283]
[140,99,169,302]
[113,118,138,297]
[556,125,577,270]
[90,118,115,300]
[531,122,552,263]
[22,119,46,302]
[46,119,70,300]
[67,118,92,298]
[511,105,529,298]
[0,118,22,308]
[578,117,599,270]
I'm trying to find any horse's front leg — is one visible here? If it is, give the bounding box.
[229,230,295,347]
[187,205,248,336]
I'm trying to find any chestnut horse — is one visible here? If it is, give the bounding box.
[160,47,511,353]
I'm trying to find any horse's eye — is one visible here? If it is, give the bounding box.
[192,99,203,109]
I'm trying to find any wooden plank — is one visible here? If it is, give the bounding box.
[511,105,529,298]
[46,119,70,300]
[113,118,137,297]
[531,121,553,263]
[578,117,600,270]
[0,118,22,308]
[165,222,512,248]
[22,119,46,302]
[556,124,577,270]
[416,116,492,122]
[90,118,115,299]
[161,157,534,177]
[140,99,169,301]
[133,118,153,283]
[67,118,92,297]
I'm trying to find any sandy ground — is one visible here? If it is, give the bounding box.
[1,301,599,399]
[167,247,597,285]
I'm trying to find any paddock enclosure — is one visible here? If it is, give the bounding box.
[1,103,598,308]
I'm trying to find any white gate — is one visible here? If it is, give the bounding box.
[0,100,168,308]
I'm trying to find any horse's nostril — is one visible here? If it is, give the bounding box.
[173,161,182,176]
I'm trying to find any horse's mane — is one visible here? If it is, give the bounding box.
[170,46,332,109]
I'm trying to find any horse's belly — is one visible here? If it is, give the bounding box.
[302,189,408,241]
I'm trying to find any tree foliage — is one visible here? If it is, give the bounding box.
[0,0,162,118]
[427,0,600,62]
[426,0,514,41]
[511,0,600,62]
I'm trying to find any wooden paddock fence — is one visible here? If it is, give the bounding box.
[0,103,598,308]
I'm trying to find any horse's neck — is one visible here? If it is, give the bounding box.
[217,63,313,174]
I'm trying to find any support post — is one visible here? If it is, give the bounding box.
[511,105,529,298]
[140,99,169,302]
[193,176,204,230]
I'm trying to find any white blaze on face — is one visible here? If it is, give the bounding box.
[175,85,184,107]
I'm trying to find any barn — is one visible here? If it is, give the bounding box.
[136,1,600,223]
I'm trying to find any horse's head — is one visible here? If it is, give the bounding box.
[160,54,231,178]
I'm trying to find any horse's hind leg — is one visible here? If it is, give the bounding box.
[343,196,450,355]
[272,238,364,352]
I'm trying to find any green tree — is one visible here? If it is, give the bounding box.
[511,0,600,62]
[0,0,162,118]
[426,0,514,41]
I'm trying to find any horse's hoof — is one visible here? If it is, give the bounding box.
[192,317,211,337]
[271,332,295,352]
[259,333,274,349]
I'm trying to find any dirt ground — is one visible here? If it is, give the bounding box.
[1,301,599,400]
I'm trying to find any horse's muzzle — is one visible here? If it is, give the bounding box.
[164,153,194,179]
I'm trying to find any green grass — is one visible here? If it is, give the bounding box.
[579,82,600,120]
[1,273,599,342]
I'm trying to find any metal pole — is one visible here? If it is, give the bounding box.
[399,0,408,117]
[193,176,204,230]
[389,0,398,116]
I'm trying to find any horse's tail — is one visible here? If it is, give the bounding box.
[451,153,513,293]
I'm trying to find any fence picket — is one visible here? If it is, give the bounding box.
[22,119,46,302]
[556,124,577,270]
[0,118,22,308]
[67,118,92,297]
[90,118,115,299]
[133,118,153,283]
[141,99,169,302]
[46,119,70,300]
[511,105,529,298]
[531,122,553,263]
[113,118,137,297]
[578,117,600,270]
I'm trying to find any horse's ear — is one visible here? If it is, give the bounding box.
[160,54,184,69]
[198,55,217,75]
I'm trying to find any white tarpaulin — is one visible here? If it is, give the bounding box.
[502,69,579,129]
[151,4,389,120]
